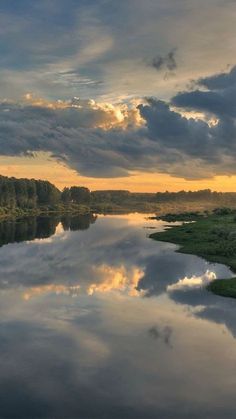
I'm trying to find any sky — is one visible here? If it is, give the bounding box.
[0,0,236,191]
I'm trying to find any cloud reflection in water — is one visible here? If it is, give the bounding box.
[0,214,235,418]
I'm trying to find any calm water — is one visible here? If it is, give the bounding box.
[0,213,236,419]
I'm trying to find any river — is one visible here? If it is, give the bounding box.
[0,213,235,418]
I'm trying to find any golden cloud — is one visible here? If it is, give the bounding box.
[87,264,144,297]
[23,93,144,130]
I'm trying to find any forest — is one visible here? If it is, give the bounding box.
[0,176,61,209]
[1,175,236,215]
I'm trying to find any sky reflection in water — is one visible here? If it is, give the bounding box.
[0,213,236,419]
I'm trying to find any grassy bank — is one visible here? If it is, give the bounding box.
[206,278,236,298]
[150,210,236,298]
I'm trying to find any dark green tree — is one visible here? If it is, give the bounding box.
[61,187,71,204]
[70,186,91,205]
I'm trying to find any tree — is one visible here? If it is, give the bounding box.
[70,187,91,205]
[61,187,71,204]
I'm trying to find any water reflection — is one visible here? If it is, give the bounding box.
[0,213,236,418]
[0,213,97,247]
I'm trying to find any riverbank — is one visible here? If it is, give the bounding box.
[0,203,92,221]
[150,210,236,299]
[1,201,222,221]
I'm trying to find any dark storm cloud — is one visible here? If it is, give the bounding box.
[138,99,212,155]
[138,65,236,173]
[172,87,236,118]
[0,66,236,179]
[198,65,236,90]
[172,65,236,117]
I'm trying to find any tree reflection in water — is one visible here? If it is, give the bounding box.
[0,213,97,247]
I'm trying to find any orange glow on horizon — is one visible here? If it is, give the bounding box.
[1,154,236,192]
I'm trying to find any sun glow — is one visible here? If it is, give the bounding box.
[1,154,236,192]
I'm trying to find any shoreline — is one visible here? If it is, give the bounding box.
[0,204,93,222]
[149,211,236,299]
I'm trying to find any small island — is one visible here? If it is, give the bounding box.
[150,208,236,299]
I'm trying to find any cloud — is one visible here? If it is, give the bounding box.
[0,65,236,179]
[0,0,235,102]
[167,270,216,292]
[137,65,236,177]
[150,49,177,73]
[0,96,152,178]
[148,325,173,347]
[172,88,236,120]
[87,264,144,297]
[197,65,236,91]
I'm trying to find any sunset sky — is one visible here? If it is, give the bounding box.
[0,0,236,191]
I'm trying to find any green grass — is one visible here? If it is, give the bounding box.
[150,211,236,298]
[207,278,236,298]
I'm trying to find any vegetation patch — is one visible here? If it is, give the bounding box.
[152,211,204,222]
[206,278,236,298]
[150,210,236,298]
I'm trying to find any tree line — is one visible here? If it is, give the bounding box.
[0,176,61,209]
[1,175,236,210]
[155,189,236,204]
[62,187,236,206]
